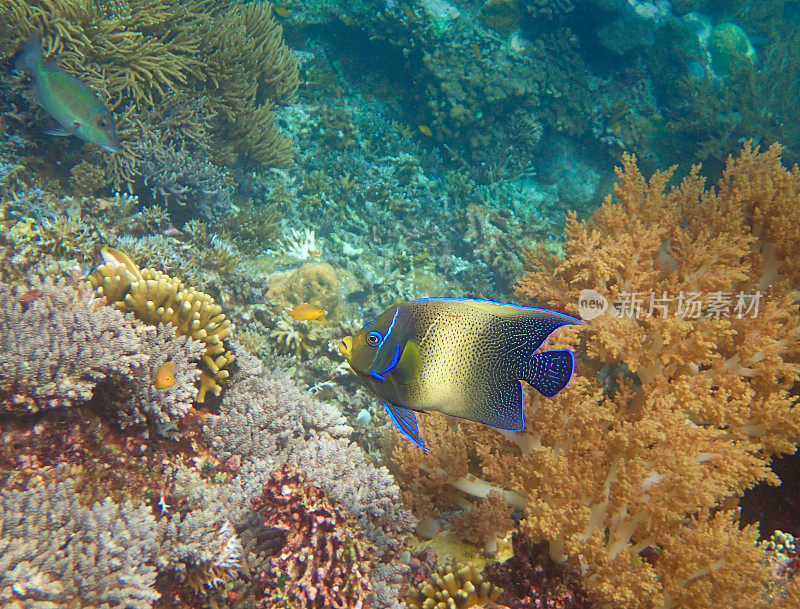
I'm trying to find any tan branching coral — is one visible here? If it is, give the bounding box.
[86,249,235,403]
[392,144,800,608]
[407,562,503,609]
[4,0,299,170]
[2,0,208,107]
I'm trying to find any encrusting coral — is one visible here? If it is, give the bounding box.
[86,249,235,403]
[252,465,375,609]
[392,143,800,608]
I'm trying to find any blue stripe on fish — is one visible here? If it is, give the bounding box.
[369,343,402,381]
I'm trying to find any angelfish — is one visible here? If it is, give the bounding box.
[13,36,120,152]
[339,298,582,450]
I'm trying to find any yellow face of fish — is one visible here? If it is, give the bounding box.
[339,305,404,378]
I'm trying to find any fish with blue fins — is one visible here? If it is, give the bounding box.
[339,297,582,450]
[12,35,120,152]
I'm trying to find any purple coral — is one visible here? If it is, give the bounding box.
[252,465,376,609]
[485,533,592,609]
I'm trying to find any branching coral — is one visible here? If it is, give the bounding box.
[86,249,235,403]
[4,0,299,180]
[252,465,375,609]
[2,0,208,107]
[0,471,162,608]
[392,144,800,609]
[0,276,146,413]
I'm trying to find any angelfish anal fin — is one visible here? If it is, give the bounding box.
[383,402,428,451]
[525,349,575,398]
[391,339,421,385]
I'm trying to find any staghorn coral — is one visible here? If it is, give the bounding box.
[406,562,503,609]
[0,470,162,608]
[86,251,236,403]
[108,323,205,428]
[252,465,375,609]
[0,276,210,427]
[0,465,245,608]
[0,276,146,413]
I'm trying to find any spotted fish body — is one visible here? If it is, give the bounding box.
[339,298,581,450]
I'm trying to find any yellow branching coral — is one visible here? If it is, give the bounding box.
[407,562,502,609]
[392,143,800,608]
[86,248,235,403]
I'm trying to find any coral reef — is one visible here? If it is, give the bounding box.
[0,276,208,428]
[252,465,375,608]
[391,144,800,608]
[86,250,235,403]
[0,471,162,608]
[406,561,503,609]
[0,276,145,413]
[485,532,590,609]
[204,348,415,605]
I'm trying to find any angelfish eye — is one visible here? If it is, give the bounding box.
[365,330,382,346]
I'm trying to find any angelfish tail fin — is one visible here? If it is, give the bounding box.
[524,349,575,398]
[383,402,429,451]
[13,34,43,74]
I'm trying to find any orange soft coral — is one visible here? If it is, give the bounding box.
[391,143,800,609]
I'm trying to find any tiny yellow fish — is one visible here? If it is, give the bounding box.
[274,6,291,17]
[418,124,433,137]
[153,362,176,390]
[288,303,326,322]
[340,298,581,450]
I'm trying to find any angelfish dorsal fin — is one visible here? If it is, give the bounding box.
[391,339,421,385]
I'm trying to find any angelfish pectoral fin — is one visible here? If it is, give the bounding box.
[525,349,575,397]
[383,402,429,451]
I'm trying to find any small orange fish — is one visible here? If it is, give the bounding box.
[288,303,326,322]
[418,124,433,137]
[153,362,176,389]
[274,6,291,17]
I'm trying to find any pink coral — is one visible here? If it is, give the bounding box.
[252,465,375,609]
